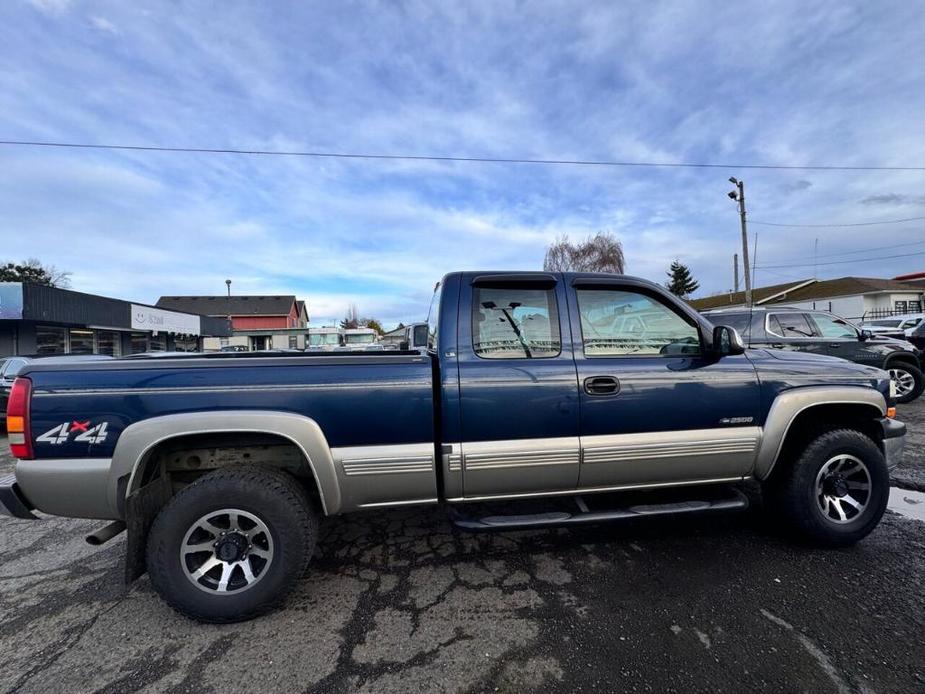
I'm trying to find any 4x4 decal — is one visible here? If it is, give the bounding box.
[36,421,109,445]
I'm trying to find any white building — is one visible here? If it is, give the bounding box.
[691,276,924,321]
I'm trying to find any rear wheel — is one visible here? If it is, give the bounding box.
[764,428,888,546]
[147,466,318,622]
[888,362,924,403]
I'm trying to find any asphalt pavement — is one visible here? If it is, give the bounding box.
[1,402,923,693]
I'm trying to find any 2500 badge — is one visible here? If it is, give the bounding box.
[36,421,110,445]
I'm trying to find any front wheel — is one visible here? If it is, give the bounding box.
[888,362,924,403]
[763,429,888,546]
[146,466,318,623]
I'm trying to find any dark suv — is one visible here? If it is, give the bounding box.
[703,307,924,403]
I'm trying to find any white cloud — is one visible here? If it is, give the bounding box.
[89,16,118,34]
[26,0,71,16]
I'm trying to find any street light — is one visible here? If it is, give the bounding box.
[727,178,751,306]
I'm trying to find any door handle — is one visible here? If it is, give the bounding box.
[584,376,620,395]
[827,343,841,348]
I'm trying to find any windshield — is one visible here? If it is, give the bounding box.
[309,333,341,346]
[345,333,376,344]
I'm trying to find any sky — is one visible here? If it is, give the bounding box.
[1,1,925,327]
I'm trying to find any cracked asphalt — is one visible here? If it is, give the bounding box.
[1,401,924,693]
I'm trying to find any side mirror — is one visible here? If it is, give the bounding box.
[859,329,873,341]
[412,324,429,349]
[713,325,745,356]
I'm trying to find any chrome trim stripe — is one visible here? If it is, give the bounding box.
[465,450,578,470]
[33,382,423,397]
[461,437,581,472]
[583,438,758,464]
[342,456,433,477]
[581,427,761,464]
[332,443,435,478]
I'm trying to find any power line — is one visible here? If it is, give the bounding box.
[3,139,925,171]
[751,215,925,227]
[757,249,925,269]
[766,239,925,264]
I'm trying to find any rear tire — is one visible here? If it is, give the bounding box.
[146,466,318,623]
[888,362,924,403]
[763,428,888,547]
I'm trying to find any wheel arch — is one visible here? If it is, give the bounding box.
[884,352,919,368]
[755,386,886,481]
[110,411,341,517]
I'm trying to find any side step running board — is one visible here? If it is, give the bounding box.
[448,489,749,532]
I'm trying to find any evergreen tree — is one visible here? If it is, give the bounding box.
[666,260,699,298]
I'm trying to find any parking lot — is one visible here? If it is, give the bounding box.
[0,404,923,693]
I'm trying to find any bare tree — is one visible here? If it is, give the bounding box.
[340,303,360,329]
[543,232,625,273]
[0,258,71,287]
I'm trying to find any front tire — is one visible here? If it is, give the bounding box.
[146,466,318,623]
[888,362,924,403]
[764,429,888,547]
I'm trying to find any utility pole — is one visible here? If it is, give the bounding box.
[728,178,751,306]
[733,253,739,292]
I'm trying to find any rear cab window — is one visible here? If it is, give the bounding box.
[472,286,561,359]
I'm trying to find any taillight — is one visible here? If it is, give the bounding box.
[7,377,33,459]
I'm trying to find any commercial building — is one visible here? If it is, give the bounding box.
[156,294,309,351]
[0,282,230,356]
[690,276,925,321]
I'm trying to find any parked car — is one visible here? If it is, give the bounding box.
[906,319,925,351]
[860,313,925,343]
[703,306,924,403]
[1,272,906,622]
[0,354,112,424]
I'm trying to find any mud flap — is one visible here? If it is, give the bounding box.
[124,478,170,584]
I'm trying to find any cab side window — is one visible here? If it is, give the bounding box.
[576,289,700,356]
[768,313,814,338]
[811,314,857,339]
[472,287,561,359]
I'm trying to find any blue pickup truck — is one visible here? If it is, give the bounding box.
[1,272,907,622]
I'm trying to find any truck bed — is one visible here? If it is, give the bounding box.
[24,353,436,459]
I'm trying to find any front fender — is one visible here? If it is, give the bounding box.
[109,411,341,515]
[754,386,886,480]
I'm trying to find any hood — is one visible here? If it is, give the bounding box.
[748,346,887,379]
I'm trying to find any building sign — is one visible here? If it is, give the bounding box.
[0,283,24,319]
[130,304,201,335]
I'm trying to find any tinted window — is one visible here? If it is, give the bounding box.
[472,287,560,359]
[577,289,699,356]
[811,314,856,339]
[709,312,751,334]
[768,313,814,338]
[36,326,66,354]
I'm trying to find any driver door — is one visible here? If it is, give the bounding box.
[567,279,761,489]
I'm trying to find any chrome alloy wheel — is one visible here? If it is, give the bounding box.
[814,454,871,524]
[180,509,274,594]
[889,368,916,398]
